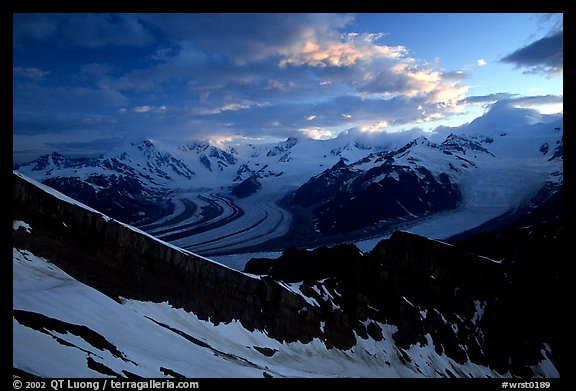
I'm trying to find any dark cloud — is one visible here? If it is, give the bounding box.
[13,14,155,47]
[44,137,125,155]
[13,66,50,80]
[138,13,353,65]
[340,126,427,149]
[13,111,121,135]
[358,68,419,95]
[442,70,469,81]
[462,93,517,104]
[500,31,563,76]
[13,82,128,113]
[79,63,116,79]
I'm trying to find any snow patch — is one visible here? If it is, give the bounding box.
[13,220,32,233]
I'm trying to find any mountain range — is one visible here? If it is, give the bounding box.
[15,116,563,256]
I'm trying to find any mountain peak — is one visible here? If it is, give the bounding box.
[266,137,298,157]
[440,133,494,156]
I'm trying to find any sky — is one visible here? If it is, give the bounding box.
[12,13,563,163]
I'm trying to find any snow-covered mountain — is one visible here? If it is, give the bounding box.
[13,171,561,378]
[289,134,493,236]
[14,115,563,256]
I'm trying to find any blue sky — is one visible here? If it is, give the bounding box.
[13,13,563,163]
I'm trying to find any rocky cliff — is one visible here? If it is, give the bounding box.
[245,227,562,377]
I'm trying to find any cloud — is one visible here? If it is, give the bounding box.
[357,120,389,133]
[477,58,487,67]
[299,127,336,140]
[192,100,263,116]
[358,61,468,112]
[507,94,563,107]
[500,30,563,76]
[13,111,120,135]
[13,83,128,111]
[138,13,355,66]
[13,66,49,80]
[442,70,468,81]
[507,94,563,115]
[340,125,427,149]
[133,105,167,114]
[462,93,517,105]
[459,93,562,115]
[433,94,563,139]
[14,13,155,47]
[279,33,407,68]
[87,13,470,127]
[79,63,116,79]
[17,13,528,160]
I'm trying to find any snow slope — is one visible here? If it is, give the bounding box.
[15,245,526,378]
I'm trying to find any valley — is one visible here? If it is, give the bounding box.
[15,116,563,268]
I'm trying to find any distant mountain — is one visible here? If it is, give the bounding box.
[14,136,380,226]
[14,118,563,252]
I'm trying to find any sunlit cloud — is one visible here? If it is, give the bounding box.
[359,61,468,112]
[279,32,407,68]
[533,103,563,114]
[427,84,469,110]
[358,120,389,133]
[192,101,260,116]
[208,135,234,146]
[509,94,563,115]
[299,127,336,140]
[415,112,445,124]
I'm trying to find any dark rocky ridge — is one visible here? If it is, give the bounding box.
[12,172,324,345]
[231,175,262,198]
[42,175,172,225]
[245,220,562,376]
